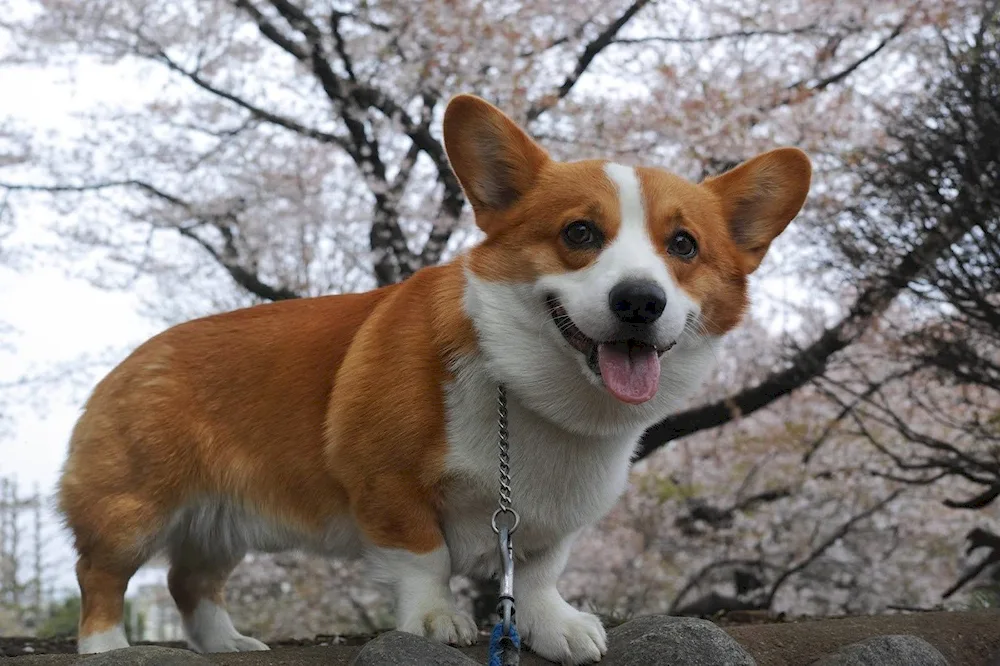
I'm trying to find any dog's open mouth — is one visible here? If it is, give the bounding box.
[546,296,675,404]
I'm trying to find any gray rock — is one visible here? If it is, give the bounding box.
[810,634,948,666]
[349,631,478,666]
[604,615,756,665]
[76,646,210,665]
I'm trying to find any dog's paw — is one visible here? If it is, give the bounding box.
[400,606,479,646]
[184,601,271,653]
[230,635,270,652]
[189,632,270,653]
[523,606,607,665]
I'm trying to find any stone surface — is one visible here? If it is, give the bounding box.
[349,631,478,666]
[810,634,949,666]
[4,610,1000,665]
[725,610,1000,666]
[604,615,757,665]
[76,646,212,665]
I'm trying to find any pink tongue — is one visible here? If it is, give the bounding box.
[597,342,661,404]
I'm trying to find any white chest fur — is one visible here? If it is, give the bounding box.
[441,355,638,579]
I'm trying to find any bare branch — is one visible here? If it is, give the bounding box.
[176,225,300,301]
[945,483,1000,510]
[803,367,919,464]
[149,46,352,150]
[942,528,1000,599]
[329,10,357,82]
[262,0,386,176]
[388,142,421,201]
[526,0,652,123]
[613,23,829,45]
[231,0,308,60]
[637,190,983,460]
[763,489,904,608]
[668,558,782,614]
[0,178,304,301]
[785,18,910,98]
[232,0,466,282]
[0,179,188,207]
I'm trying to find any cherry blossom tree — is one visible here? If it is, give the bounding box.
[1,0,998,634]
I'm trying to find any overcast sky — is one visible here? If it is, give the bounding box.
[1,52,165,593]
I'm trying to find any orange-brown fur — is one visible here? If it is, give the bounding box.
[59,264,476,635]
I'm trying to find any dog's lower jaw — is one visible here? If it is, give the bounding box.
[382,546,478,647]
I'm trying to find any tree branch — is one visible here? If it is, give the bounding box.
[262,0,388,182]
[669,558,781,614]
[636,196,982,459]
[1,178,303,301]
[149,46,352,151]
[231,0,308,61]
[0,179,188,206]
[802,367,919,464]
[233,0,466,282]
[329,10,357,82]
[613,23,828,45]
[526,0,652,123]
[785,18,909,98]
[176,225,301,301]
[763,489,903,608]
[942,528,1000,599]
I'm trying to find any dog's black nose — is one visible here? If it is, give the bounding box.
[609,280,666,324]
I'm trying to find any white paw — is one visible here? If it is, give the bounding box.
[184,601,270,653]
[229,635,270,652]
[190,632,270,653]
[400,606,479,646]
[77,625,129,654]
[522,607,607,665]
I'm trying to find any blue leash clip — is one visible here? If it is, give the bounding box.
[489,511,520,665]
[489,619,520,666]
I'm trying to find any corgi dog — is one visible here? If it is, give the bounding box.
[58,94,810,664]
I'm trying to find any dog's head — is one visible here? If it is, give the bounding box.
[444,95,810,434]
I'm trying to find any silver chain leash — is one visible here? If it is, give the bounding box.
[496,384,514,517]
[490,384,519,636]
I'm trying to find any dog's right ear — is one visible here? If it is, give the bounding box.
[443,95,550,229]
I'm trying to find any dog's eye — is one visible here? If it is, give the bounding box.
[562,220,603,249]
[668,231,698,259]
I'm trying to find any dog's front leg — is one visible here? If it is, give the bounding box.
[371,544,478,646]
[515,535,607,665]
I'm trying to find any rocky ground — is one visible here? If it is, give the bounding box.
[4,611,1000,665]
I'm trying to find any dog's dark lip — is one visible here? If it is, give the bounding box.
[545,295,676,372]
[546,295,594,354]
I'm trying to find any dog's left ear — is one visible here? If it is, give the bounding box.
[443,94,549,232]
[703,148,812,274]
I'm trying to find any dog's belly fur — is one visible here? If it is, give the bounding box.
[159,499,367,562]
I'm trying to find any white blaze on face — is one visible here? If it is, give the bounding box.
[598,164,672,292]
[597,163,698,340]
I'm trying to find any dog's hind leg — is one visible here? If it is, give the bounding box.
[76,554,140,653]
[167,538,268,653]
[65,491,162,654]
